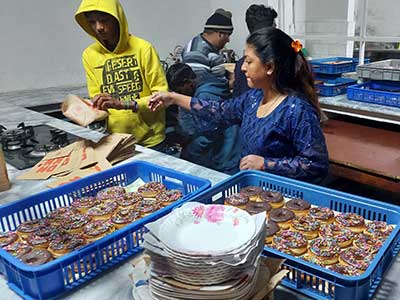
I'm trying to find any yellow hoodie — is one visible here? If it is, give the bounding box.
[75,0,167,147]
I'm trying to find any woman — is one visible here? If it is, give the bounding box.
[149,27,329,182]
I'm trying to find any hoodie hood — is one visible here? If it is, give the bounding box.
[75,0,129,53]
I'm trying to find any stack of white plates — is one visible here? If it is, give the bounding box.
[143,202,266,300]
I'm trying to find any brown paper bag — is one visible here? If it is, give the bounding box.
[79,141,97,169]
[17,141,83,180]
[61,94,108,126]
[46,158,112,187]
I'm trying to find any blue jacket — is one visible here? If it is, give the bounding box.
[232,57,250,98]
[178,74,241,174]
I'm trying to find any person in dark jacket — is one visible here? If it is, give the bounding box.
[233,5,278,98]
[166,63,241,174]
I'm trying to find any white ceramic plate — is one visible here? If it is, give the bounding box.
[158,202,256,254]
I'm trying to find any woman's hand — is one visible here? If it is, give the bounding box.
[239,155,265,171]
[92,94,123,110]
[149,92,175,111]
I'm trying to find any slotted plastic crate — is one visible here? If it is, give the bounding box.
[347,81,400,108]
[315,77,357,97]
[310,57,356,75]
[310,57,370,75]
[357,59,400,81]
[188,170,400,300]
[0,160,210,300]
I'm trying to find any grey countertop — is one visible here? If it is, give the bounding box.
[0,86,399,300]
[319,93,400,125]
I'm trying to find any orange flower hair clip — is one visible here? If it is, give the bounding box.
[291,40,303,53]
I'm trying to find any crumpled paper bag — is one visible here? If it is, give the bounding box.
[61,94,108,126]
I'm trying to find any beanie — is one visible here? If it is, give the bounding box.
[204,8,233,34]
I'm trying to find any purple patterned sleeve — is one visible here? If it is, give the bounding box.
[189,92,248,132]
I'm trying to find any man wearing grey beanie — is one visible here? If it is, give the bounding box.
[182,8,234,81]
[178,8,241,175]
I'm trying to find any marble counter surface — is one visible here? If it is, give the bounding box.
[0,86,399,300]
[320,94,400,124]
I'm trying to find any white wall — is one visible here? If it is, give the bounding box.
[1,0,278,93]
[0,0,214,92]
[0,1,88,92]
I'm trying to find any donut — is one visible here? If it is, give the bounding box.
[16,219,50,240]
[290,215,320,239]
[328,263,361,277]
[272,230,308,256]
[335,213,365,233]
[96,186,126,201]
[137,199,162,217]
[309,207,334,224]
[364,221,393,238]
[111,208,140,229]
[245,200,272,216]
[301,253,325,266]
[4,241,32,258]
[259,191,284,208]
[224,193,249,209]
[156,189,183,207]
[319,223,354,248]
[285,198,311,216]
[269,208,295,229]
[48,234,86,258]
[239,186,264,201]
[87,201,118,221]
[46,207,78,226]
[20,249,53,266]
[308,237,341,265]
[27,227,64,249]
[137,182,166,198]
[62,214,91,234]
[353,233,384,254]
[339,247,372,271]
[83,220,115,243]
[0,231,19,248]
[264,221,279,244]
[116,192,143,209]
[71,196,100,213]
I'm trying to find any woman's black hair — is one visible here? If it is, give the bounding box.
[246,27,321,117]
[166,63,196,92]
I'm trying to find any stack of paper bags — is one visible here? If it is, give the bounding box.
[17,133,136,187]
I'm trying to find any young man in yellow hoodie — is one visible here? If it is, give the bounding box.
[75,0,168,149]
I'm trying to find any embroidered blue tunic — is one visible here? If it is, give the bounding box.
[190,89,329,182]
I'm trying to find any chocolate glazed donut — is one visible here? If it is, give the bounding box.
[285,198,311,216]
[245,201,272,215]
[265,220,280,244]
[269,208,295,229]
[239,186,264,201]
[260,191,284,208]
[20,249,53,266]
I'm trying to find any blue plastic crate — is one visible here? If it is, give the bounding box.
[347,81,400,108]
[0,160,210,300]
[311,57,356,75]
[315,77,357,97]
[311,57,370,75]
[187,170,400,300]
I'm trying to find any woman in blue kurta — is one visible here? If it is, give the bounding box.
[149,27,329,183]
